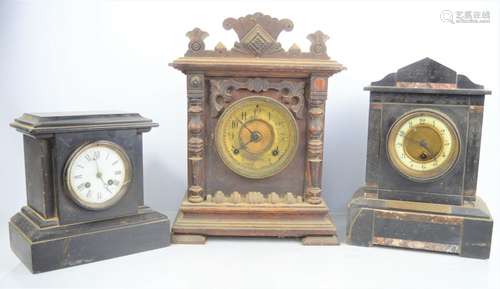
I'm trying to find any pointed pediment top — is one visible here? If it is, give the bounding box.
[366,57,490,95]
[396,57,456,84]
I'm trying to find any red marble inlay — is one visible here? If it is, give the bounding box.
[313,78,326,91]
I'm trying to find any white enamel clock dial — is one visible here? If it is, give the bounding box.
[65,141,132,210]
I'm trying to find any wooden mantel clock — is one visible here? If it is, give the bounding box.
[171,12,345,245]
[347,58,493,258]
[9,112,170,273]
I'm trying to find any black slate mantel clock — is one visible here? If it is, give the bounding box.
[9,112,170,273]
[347,58,493,259]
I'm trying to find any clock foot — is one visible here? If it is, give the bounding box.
[171,234,207,244]
[302,235,339,246]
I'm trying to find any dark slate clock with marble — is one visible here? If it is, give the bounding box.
[9,112,170,273]
[346,58,493,259]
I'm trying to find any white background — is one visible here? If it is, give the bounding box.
[0,0,499,288]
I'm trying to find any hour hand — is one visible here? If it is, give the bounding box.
[405,136,435,159]
[94,160,112,193]
[97,175,113,193]
[418,140,435,159]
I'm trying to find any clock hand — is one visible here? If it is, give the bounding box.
[237,129,264,150]
[418,140,435,159]
[237,138,254,150]
[94,159,112,193]
[237,119,254,134]
[98,176,113,193]
[404,136,435,159]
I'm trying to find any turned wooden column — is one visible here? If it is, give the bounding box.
[305,74,328,204]
[186,73,206,203]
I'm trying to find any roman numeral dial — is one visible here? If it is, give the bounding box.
[65,141,132,210]
[215,96,299,179]
[387,110,460,181]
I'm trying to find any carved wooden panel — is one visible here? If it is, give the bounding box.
[206,191,303,204]
[209,78,305,119]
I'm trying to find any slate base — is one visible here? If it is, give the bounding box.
[347,187,493,259]
[9,206,170,273]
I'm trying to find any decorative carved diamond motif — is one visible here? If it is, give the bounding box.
[248,33,266,53]
[241,24,275,55]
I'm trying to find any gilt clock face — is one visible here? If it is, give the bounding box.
[387,109,460,181]
[215,96,299,179]
[65,140,132,210]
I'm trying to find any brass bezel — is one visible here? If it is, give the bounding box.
[64,140,133,210]
[215,96,299,179]
[387,109,460,182]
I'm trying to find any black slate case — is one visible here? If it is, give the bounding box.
[346,58,493,259]
[9,112,170,273]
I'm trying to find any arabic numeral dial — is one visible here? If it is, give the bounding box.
[387,110,459,181]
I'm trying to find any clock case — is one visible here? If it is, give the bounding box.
[346,58,493,258]
[171,13,345,245]
[9,112,170,273]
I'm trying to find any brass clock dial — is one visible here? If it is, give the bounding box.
[387,109,460,181]
[215,96,299,179]
[65,141,132,210]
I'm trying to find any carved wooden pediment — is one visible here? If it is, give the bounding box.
[185,12,331,59]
